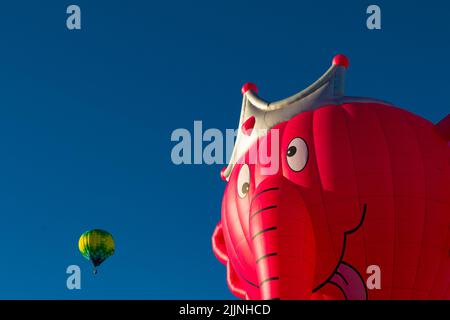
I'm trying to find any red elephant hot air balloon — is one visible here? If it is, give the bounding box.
[212,55,450,300]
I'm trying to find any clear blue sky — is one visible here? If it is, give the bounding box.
[0,0,448,299]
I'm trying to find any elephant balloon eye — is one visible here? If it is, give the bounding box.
[287,145,297,157]
[237,164,250,198]
[241,183,249,195]
[286,137,308,172]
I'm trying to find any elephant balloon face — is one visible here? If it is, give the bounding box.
[220,105,367,300]
[212,56,450,300]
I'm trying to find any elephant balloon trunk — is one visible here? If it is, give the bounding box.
[249,176,316,299]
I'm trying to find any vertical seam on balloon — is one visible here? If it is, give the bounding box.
[230,189,250,274]
[86,234,89,258]
[311,106,368,296]
[310,108,338,261]
[425,153,448,296]
[88,233,94,264]
[223,195,249,284]
[342,104,369,265]
[237,173,253,254]
[372,107,396,300]
[85,232,91,261]
[403,113,434,298]
[341,104,369,288]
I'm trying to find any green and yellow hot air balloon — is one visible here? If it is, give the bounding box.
[78,229,115,274]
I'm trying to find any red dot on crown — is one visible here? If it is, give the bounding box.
[332,54,350,69]
[241,82,258,95]
[241,116,255,136]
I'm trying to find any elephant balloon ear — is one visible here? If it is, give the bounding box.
[221,55,350,181]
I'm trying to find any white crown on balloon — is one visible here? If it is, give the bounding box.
[221,54,379,181]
